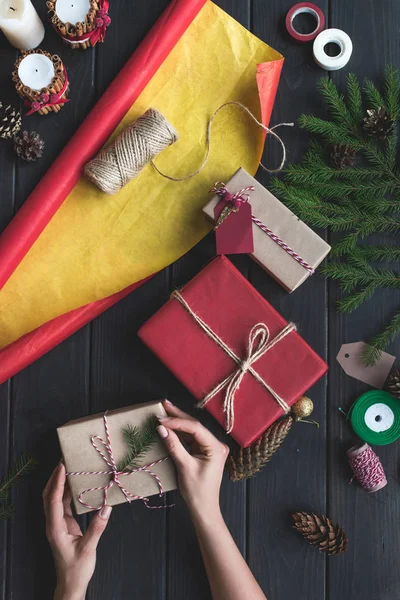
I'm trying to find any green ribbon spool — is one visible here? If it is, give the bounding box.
[350,390,400,445]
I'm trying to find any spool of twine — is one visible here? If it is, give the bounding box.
[84,108,179,195]
[347,443,387,493]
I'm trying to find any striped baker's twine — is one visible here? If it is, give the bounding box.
[66,412,173,511]
[211,184,315,275]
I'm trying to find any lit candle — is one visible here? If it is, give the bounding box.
[0,0,45,50]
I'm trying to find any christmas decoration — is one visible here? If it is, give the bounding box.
[385,367,400,399]
[330,143,356,169]
[0,103,21,140]
[13,130,45,163]
[273,66,400,365]
[0,454,36,520]
[292,396,314,421]
[117,415,158,471]
[228,415,293,482]
[292,511,348,555]
[363,107,395,140]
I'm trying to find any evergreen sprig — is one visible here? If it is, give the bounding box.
[117,416,159,472]
[0,454,36,520]
[272,68,400,365]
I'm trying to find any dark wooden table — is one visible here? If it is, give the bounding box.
[1,1,399,599]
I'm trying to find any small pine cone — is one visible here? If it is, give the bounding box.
[0,102,21,140]
[292,512,348,556]
[363,107,395,140]
[228,415,293,482]
[13,130,45,163]
[385,368,400,399]
[330,144,356,169]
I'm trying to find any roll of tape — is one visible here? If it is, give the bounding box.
[286,3,325,43]
[313,28,353,71]
[350,390,400,446]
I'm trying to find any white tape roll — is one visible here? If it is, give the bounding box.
[313,28,353,71]
[364,403,395,433]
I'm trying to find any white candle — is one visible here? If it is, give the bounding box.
[18,54,55,91]
[55,0,90,23]
[0,0,45,50]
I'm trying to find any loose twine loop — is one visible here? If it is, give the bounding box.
[171,290,296,433]
[66,412,173,510]
[84,103,294,195]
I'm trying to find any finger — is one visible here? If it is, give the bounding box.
[62,483,73,518]
[81,506,112,552]
[157,425,192,467]
[44,463,67,536]
[162,400,196,421]
[43,461,63,500]
[157,417,217,454]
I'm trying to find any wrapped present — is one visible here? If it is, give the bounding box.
[57,400,177,515]
[202,168,331,292]
[139,256,327,447]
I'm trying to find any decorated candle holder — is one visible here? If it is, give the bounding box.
[47,0,111,49]
[12,50,70,116]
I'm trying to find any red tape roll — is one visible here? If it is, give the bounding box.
[286,2,325,43]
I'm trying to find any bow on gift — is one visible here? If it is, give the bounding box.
[66,412,173,511]
[60,0,111,46]
[25,68,70,116]
[171,290,297,434]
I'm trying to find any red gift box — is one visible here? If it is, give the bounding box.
[138,256,327,447]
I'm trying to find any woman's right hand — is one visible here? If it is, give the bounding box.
[157,400,229,522]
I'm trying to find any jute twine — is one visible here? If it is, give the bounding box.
[84,103,293,195]
[84,108,178,195]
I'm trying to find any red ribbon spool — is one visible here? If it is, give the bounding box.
[285,2,325,43]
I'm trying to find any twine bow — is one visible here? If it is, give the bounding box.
[66,412,172,511]
[172,290,296,433]
[25,67,70,116]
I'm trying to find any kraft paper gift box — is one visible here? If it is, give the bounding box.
[58,400,177,515]
[202,168,331,292]
[139,256,328,447]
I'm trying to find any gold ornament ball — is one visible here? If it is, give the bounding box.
[292,396,314,421]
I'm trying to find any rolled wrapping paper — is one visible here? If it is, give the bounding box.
[84,109,179,195]
[313,28,353,71]
[285,2,325,43]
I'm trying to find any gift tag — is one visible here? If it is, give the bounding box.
[214,200,254,255]
[337,342,396,389]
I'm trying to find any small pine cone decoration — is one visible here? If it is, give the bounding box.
[229,415,293,482]
[363,107,395,140]
[292,512,348,556]
[13,131,45,162]
[385,368,400,399]
[0,103,21,140]
[330,144,356,169]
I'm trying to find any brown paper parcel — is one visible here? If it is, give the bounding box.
[203,168,331,292]
[57,401,177,515]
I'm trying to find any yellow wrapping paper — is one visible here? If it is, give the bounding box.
[0,2,283,349]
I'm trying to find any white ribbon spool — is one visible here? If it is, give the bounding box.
[313,28,353,71]
[364,403,395,433]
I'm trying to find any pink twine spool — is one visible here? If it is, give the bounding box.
[347,443,387,493]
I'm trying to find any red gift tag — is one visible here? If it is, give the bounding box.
[214,200,254,255]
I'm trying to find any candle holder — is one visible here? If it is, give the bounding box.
[47,0,111,50]
[12,50,70,116]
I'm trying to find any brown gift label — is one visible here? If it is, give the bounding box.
[336,342,395,389]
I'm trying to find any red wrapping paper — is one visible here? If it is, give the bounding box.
[139,256,327,447]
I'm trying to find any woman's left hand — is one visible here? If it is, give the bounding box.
[43,462,112,600]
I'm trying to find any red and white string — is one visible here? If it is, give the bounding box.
[66,412,173,510]
[347,443,387,493]
[211,183,315,275]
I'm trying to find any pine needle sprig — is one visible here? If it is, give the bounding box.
[0,454,36,520]
[274,67,400,363]
[117,416,159,472]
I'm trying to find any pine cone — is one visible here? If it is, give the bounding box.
[330,144,356,169]
[363,107,395,140]
[385,368,400,399]
[13,131,45,162]
[292,512,348,556]
[0,103,21,140]
[229,415,293,482]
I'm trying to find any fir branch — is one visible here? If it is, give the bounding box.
[317,78,355,131]
[117,416,159,472]
[383,65,400,119]
[346,73,364,123]
[353,245,400,262]
[298,115,362,148]
[0,454,36,521]
[0,504,14,520]
[362,308,400,365]
[363,79,386,111]
[337,285,377,313]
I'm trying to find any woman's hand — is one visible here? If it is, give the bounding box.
[157,400,229,522]
[43,462,112,600]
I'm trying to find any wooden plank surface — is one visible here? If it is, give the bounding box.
[0,1,399,599]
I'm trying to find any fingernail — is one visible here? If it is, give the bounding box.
[157,425,169,439]
[164,399,174,406]
[157,415,170,422]
[100,505,112,520]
